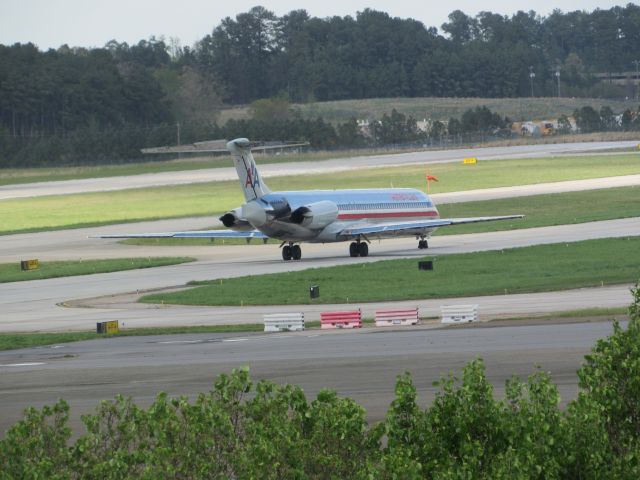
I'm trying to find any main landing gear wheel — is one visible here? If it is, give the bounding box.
[349,241,369,257]
[418,239,429,249]
[282,244,302,261]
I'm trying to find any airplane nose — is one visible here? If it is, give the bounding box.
[241,201,267,227]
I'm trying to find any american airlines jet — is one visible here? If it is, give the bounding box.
[99,138,523,260]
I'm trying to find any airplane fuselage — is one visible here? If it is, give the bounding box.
[248,188,439,243]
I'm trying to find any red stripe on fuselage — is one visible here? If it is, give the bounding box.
[337,211,438,220]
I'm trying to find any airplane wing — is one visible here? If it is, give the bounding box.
[92,230,269,239]
[339,215,524,237]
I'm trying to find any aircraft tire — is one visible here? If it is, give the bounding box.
[358,242,369,257]
[282,245,292,261]
[349,242,359,257]
[292,245,302,260]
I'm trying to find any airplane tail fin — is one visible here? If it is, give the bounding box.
[227,138,271,201]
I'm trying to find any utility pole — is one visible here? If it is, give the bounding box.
[634,60,640,101]
[555,70,561,98]
[529,66,536,97]
[176,122,181,146]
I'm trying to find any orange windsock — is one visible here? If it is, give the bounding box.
[426,175,439,182]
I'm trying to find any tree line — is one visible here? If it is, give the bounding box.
[3,100,640,167]
[197,4,640,103]
[2,286,640,478]
[2,4,640,166]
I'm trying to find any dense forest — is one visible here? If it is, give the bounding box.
[2,4,640,166]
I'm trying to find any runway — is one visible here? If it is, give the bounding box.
[1,140,637,200]
[0,319,621,436]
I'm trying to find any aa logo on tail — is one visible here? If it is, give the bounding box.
[245,163,260,189]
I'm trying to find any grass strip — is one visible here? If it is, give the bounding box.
[489,307,629,323]
[0,257,195,283]
[0,324,262,351]
[2,154,640,235]
[0,153,316,187]
[140,237,640,306]
[435,185,640,235]
[0,319,386,351]
[0,149,410,187]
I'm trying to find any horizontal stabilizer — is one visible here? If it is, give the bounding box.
[141,140,308,155]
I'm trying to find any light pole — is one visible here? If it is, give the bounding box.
[529,66,535,97]
[555,70,561,98]
[634,60,640,101]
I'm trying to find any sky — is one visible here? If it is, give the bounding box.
[1,0,630,50]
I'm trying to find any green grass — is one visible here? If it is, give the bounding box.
[494,307,628,323]
[2,154,640,235]
[0,152,311,187]
[435,185,640,235]
[0,148,411,187]
[139,237,640,306]
[0,324,262,351]
[0,157,220,186]
[0,319,382,351]
[0,257,195,283]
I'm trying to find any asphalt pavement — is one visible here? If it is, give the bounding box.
[0,320,620,436]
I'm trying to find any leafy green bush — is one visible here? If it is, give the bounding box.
[565,284,640,478]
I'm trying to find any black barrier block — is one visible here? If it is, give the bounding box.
[418,261,433,271]
[97,322,105,334]
[310,285,320,299]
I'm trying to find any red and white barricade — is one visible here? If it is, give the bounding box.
[375,307,419,327]
[320,309,362,329]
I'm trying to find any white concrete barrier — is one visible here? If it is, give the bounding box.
[440,305,479,324]
[263,312,305,332]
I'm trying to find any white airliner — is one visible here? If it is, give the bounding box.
[99,138,523,260]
